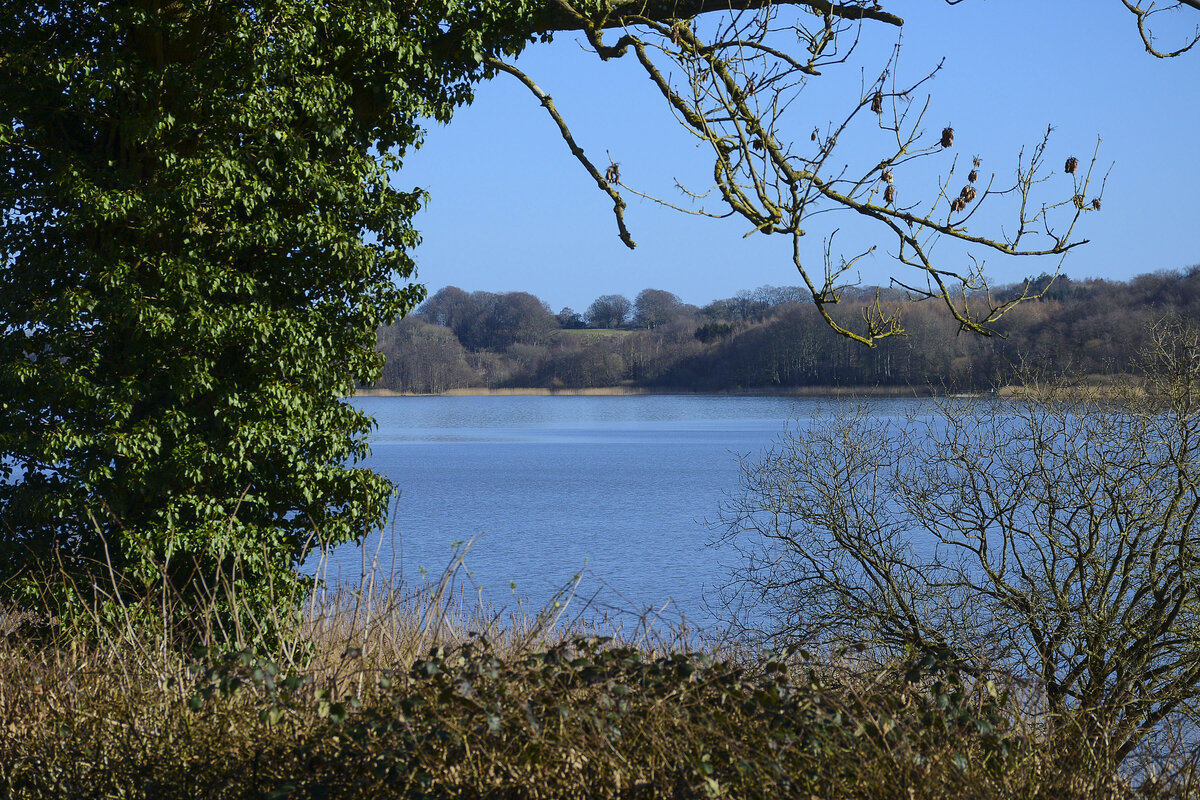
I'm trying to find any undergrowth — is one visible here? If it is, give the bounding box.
[0,546,1196,799]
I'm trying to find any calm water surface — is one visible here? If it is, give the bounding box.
[331,395,928,630]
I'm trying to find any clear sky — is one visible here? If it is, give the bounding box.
[398,0,1200,314]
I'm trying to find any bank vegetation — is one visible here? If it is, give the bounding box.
[4,558,1195,800]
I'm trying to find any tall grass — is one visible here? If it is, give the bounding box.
[1,540,1196,799]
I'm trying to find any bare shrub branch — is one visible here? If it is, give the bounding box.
[717,321,1200,768]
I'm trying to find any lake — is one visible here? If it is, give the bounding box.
[330,394,931,632]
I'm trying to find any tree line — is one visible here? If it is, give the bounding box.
[372,266,1200,393]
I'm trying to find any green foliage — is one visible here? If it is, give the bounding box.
[694,321,737,344]
[0,1,542,622]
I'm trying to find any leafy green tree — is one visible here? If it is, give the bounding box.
[0,1,536,622]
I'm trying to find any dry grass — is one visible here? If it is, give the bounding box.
[1,551,1197,799]
[555,328,635,340]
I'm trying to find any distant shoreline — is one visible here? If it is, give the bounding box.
[353,385,951,398]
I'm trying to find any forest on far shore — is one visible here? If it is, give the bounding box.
[370,266,1200,394]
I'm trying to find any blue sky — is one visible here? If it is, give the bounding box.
[398,0,1200,314]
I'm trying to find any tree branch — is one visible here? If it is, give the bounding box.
[486,56,637,249]
[1120,0,1200,57]
[502,0,1189,343]
[534,0,904,33]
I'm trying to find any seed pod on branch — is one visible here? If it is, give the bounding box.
[524,12,1100,345]
[1073,194,1085,209]
[1091,198,1102,211]
[1065,156,1079,174]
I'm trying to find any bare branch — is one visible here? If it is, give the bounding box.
[719,324,1200,768]
[535,0,904,34]
[1121,0,1200,57]
[557,8,1102,342]
[485,57,637,249]
[506,0,1191,343]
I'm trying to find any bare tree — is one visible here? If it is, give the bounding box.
[585,293,633,328]
[718,321,1200,769]
[632,288,683,329]
[492,1,1197,344]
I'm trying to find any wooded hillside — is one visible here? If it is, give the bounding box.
[372,267,1200,393]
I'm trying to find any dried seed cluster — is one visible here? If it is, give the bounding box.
[941,126,954,148]
[1061,156,1098,209]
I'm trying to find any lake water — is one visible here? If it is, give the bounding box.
[330,395,929,631]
